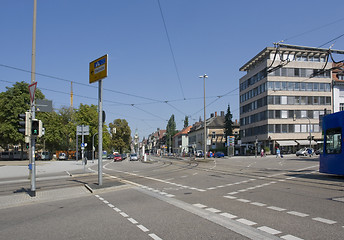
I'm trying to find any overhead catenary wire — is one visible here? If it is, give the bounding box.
[157,0,186,100]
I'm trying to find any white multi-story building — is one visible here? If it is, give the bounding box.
[333,63,344,112]
[239,44,344,154]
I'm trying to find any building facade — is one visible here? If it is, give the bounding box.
[172,126,192,156]
[239,44,344,154]
[332,62,344,112]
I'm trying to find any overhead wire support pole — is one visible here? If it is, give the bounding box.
[98,79,103,186]
[30,0,37,197]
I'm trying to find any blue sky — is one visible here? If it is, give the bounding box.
[1,0,344,139]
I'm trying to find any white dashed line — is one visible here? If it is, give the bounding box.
[120,212,129,217]
[281,234,304,240]
[128,218,138,224]
[223,196,237,200]
[250,202,266,207]
[312,217,337,224]
[257,226,281,235]
[220,212,237,219]
[193,203,207,208]
[149,233,163,240]
[287,211,309,217]
[108,203,114,208]
[237,199,250,203]
[113,207,121,212]
[236,218,257,226]
[205,207,221,213]
[137,224,149,232]
[267,206,286,212]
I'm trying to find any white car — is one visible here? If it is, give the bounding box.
[58,152,67,160]
[130,153,138,161]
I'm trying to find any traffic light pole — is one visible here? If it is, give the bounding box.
[29,0,37,197]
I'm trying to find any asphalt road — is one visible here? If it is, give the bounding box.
[1,155,344,240]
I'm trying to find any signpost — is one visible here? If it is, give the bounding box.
[89,54,108,186]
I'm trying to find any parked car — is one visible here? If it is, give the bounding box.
[130,153,138,161]
[41,151,51,160]
[196,150,204,157]
[121,153,127,160]
[113,154,122,162]
[296,148,314,156]
[107,154,115,159]
[58,152,67,160]
[214,152,225,158]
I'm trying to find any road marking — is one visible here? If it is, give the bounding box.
[250,202,266,207]
[281,234,304,240]
[206,207,221,213]
[237,199,250,203]
[149,233,163,240]
[224,196,237,200]
[108,203,114,208]
[228,191,239,195]
[287,211,309,217]
[193,203,207,208]
[137,224,149,232]
[236,218,257,226]
[120,212,129,217]
[312,217,337,224]
[267,206,286,212]
[257,226,281,235]
[103,200,109,204]
[128,218,138,224]
[113,207,121,212]
[220,212,237,219]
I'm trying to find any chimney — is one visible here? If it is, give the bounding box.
[210,113,214,118]
[215,112,217,117]
[221,111,224,116]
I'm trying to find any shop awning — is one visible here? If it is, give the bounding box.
[295,140,317,145]
[276,140,298,146]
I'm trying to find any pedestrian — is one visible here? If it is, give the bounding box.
[276,148,281,158]
[261,148,264,157]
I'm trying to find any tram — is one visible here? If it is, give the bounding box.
[319,111,344,175]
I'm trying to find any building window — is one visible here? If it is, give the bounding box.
[340,103,344,111]
[212,132,216,139]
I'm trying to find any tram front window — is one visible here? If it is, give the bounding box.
[325,127,342,154]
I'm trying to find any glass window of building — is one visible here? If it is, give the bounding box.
[320,96,325,105]
[268,110,274,119]
[268,124,274,133]
[301,110,307,118]
[301,96,307,105]
[288,82,294,91]
[275,96,281,104]
[307,110,313,119]
[340,103,344,111]
[320,83,325,91]
[314,111,319,119]
[268,96,274,105]
[275,124,281,133]
[313,83,319,91]
[275,81,281,90]
[294,68,300,77]
[301,82,306,91]
[307,83,313,91]
[288,110,294,119]
[281,96,287,104]
[295,124,301,132]
[313,96,319,105]
[326,97,331,105]
[325,84,331,92]
[295,96,300,104]
[295,82,300,91]
[282,124,288,133]
[282,82,287,90]
[275,110,281,118]
[308,96,313,105]
[314,124,320,132]
[300,68,306,77]
[288,96,294,105]
[301,124,307,132]
[295,110,301,119]
[281,110,288,118]
[288,124,295,133]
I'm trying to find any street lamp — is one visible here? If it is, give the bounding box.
[199,74,208,160]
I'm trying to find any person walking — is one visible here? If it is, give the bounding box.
[261,148,265,157]
[276,148,281,158]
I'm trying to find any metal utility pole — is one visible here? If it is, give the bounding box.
[29,0,37,197]
[199,74,208,160]
[98,80,103,185]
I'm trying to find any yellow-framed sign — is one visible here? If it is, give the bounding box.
[89,54,108,83]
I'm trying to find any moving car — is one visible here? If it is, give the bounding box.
[113,154,122,162]
[296,147,314,156]
[130,153,138,161]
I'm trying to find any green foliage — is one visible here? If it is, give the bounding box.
[184,116,189,128]
[0,81,44,148]
[224,104,234,138]
[109,119,131,153]
[166,114,178,149]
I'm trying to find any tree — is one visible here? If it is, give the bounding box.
[166,114,178,151]
[184,116,189,128]
[224,104,234,138]
[109,119,131,153]
[0,81,44,149]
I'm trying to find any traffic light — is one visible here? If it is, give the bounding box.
[32,119,42,137]
[18,112,31,136]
